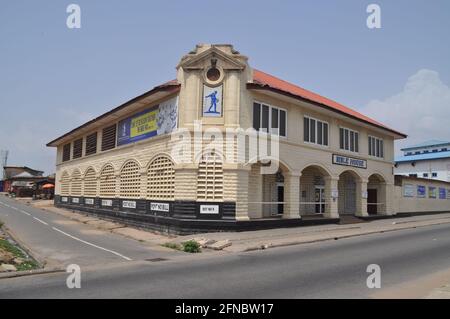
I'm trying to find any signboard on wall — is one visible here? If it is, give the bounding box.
[439,188,446,199]
[428,186,437,198]
[202,85,222,117]
[417,185,426,198]
[403,184,415,197]
[117,96,178,146]
[332,154,367,169]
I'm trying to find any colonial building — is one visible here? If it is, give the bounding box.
[47,44,407,233]
[395,140,450,182]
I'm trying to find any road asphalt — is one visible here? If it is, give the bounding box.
[0,196,449,298]
[0,196,183,268]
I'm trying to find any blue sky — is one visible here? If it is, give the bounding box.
[1,0,449,175]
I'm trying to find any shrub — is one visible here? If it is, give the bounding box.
[182,240,201,253]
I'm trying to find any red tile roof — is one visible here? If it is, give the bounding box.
[251,69,406,138]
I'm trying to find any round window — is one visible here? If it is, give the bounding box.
[206,67,221,82]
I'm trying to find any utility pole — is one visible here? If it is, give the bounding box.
[0,150,8,180]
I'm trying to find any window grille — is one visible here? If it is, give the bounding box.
[197,152,223,201]
[101,124,117,151]
[71,169,82,196]
[73,138,83,159]
[120,161,141,198]
[60,171,70,195]
[99,165,116,198]
[85,132,97,156]
[147,156,175,200]
[83,168,97,197]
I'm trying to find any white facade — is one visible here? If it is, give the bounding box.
[395,140,450,182]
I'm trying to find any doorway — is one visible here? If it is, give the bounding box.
[277,184,284,215]
[368,189,377,214]
[315,186,325,214]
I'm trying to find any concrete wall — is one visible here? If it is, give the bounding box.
[394,176,450,214]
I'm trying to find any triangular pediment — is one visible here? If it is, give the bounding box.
[178,46,247,71]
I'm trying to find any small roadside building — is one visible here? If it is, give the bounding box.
[2,166,47,197]
[395,140,450,182]
[46,44,407,233]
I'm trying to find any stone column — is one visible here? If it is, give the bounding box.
[384,182,395,216]
[283,171,301,219]
[356,179,369,217]
[324,176,339,218]
[225,166,251,221]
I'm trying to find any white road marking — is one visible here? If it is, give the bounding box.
[19,209,31,216]
[33,217,49,225]
[51,226,132,261]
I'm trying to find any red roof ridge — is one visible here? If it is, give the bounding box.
[252,68,406,137]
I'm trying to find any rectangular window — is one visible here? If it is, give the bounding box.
[85,132,97,156]
[317,121,323,145]
[253,102,287,137]
[271,108,279,135]
[280,110,286,137]
[423,173,429,178]
[304,117,310,142]
[368,135,384,158]
[62,143,71,162]
[102,124,117,151]
[253,103,260,130]
[72,138,83,159]
[340,127,358,152]
[261,104,269,133]
[432,172,438,177]
[304,116,329,146]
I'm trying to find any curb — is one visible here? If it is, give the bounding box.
[0,267,64,280]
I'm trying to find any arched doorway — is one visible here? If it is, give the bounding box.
[248,161,291,218]
[338,170,361,215]
[367,174,387,215]
[300,165,331,215]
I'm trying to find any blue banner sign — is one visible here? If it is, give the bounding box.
[439,187,446,199]
[417,185,426,198]
[117,97,178,146]
[332,154,367,169]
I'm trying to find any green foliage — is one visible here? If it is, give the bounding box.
[182,240,201,253]
[162,242,182,250]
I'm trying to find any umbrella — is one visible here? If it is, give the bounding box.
[42,183,55,189]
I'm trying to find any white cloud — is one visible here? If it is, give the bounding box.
[360,69,450,155]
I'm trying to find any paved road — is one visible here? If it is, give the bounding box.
[1,218,449,298]
[0,196,182,267]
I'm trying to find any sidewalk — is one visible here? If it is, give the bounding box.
[426,283,450,299]
[174,212,450,252]
[25,198,450,254]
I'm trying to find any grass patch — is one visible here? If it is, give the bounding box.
[0,238,39,271]
[162,240,202,253]
[162,242,182,251]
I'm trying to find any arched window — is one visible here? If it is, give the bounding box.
[197,152,223,201]
[71,169,82,196]
[120,161,141,198]
[147,155,175,200]
[83,167,97,197]
[60,171,70,196]
[99,164,116,198]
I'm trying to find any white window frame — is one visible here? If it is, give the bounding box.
[303,115,329,147]
[253,101,287,138]
[339,126,359,153]
[368,135,384,158]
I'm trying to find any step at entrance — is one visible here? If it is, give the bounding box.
[339,215,367,225]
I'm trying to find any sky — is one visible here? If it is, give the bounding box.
[0,0,449,175]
